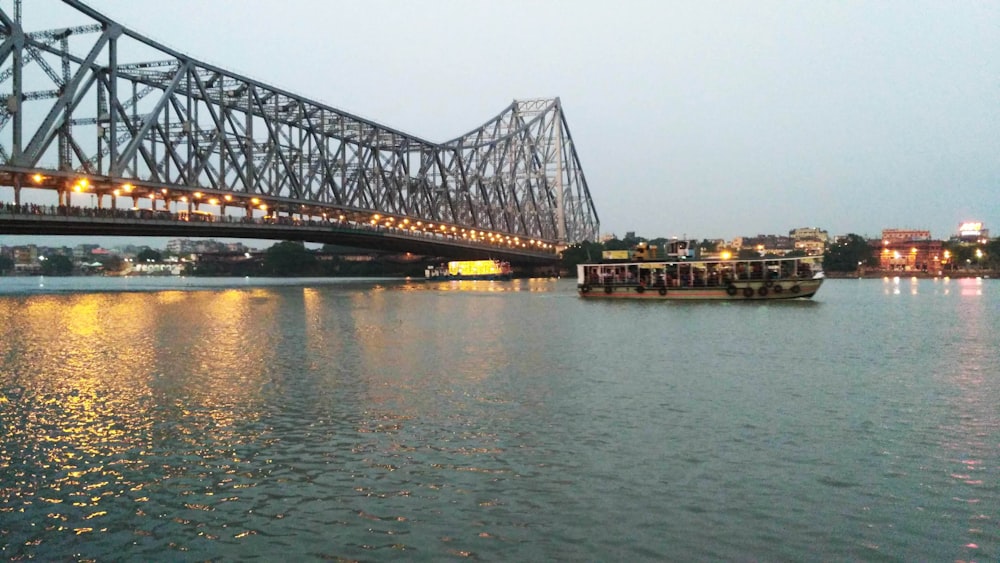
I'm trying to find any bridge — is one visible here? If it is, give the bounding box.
[0,0,600,266]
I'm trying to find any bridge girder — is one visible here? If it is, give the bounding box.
[0,0,600,244]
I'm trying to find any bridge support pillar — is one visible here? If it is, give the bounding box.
[13,177,20,206]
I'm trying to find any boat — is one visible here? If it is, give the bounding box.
[425,259,513,281]
[576,243,824,300]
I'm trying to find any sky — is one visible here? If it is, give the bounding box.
[2,0,998,248]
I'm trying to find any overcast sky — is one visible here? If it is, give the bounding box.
[3,0,998,247]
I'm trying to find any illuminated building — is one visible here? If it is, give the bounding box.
[881,228,931,243]
[956,221,989,243]
[878,238,943,273]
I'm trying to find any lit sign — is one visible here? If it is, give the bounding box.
[959,221,983,237]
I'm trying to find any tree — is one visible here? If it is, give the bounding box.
[0,255,13,275]
[263,240,315,276]
[602,237,631,251]
[40,254,73,276]
[100,255,126,273]
[560,241,603,269]
[823,234,873,272]
[136,248,162,263]
[986,237,1000,269]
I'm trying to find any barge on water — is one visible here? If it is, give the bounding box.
[576,246,824,300]
[425,259,513,281]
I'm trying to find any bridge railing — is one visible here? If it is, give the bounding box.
[0,199,560,258]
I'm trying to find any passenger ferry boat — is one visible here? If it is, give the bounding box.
[576,242,824,300]
[425,259,513,281]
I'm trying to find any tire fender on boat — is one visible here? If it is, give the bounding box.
[581,284,591,293]
[742,286,754,298]
[658,287,667,296]
[726,283,738,296]
[772,284,783,294]
[635,285,645,294]
[790,284,801,294]
[758,286,769,297]
[604,285,613,294]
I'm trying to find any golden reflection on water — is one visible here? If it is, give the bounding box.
[426,278,559,293]
[0,289,279,549]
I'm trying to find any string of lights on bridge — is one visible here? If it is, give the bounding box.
[24,173,558,253]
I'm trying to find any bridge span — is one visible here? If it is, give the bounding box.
[0,0,600,263]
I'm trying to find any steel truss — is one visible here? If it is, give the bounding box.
[0,0,599,244]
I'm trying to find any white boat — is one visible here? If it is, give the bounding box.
[577,253,824,300]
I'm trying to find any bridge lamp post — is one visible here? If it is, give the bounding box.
[120,183,134,208]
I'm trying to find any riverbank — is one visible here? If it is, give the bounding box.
[825,270,995,279]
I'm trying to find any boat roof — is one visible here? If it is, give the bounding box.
[585,255,822,266]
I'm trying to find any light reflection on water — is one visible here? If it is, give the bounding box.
[0,277,997,560]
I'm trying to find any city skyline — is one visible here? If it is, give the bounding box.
[2,0,997,246]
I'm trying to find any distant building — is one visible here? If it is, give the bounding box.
[789,227,829,243]
[789,227,829,256]
[72,244,100,261]
[956,221,989,243]
[14,245,38,264]
[734,234,796,255]
[878,239,943,273]
[882,228,931,243]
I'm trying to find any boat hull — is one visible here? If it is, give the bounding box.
[577,278,823,300]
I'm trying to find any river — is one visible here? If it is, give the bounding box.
[0,275,997,561]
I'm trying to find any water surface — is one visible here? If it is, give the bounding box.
[1,276,997,560]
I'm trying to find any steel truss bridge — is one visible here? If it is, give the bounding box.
[0,0,599,265]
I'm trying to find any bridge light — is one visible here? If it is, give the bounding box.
[180,196,188,202]
[402,218,409,225]
[373,214,380,220]
[161,188,168,194]
[123,183,133,193]
[73,185,82,193]
[32,173,43,184]
[208,198,218,205]
[259,204,268,211]
[224,195,233,201]
[416,221,422,227]
[113,189,120,196]
[251,197,259,204]
[339,215,345,221]
[78,178,89,188]
[194,192,202,198]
